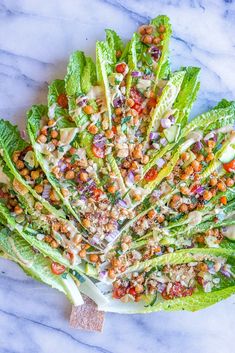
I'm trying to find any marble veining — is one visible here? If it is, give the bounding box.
[0,1,235,352]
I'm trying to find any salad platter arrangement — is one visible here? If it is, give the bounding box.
[0,15,235,331]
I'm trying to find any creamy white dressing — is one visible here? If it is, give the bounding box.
[204,125,234,141]
[188,211,203,227]
[136,79,152,92]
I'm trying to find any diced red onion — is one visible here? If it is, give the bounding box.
[194,186,205,195]
[160,137,167,146]
[149,132,159,141]
[156,158,165,168]
[193,141,203,152]
[99,270,108,279]
[168,115,175,123]
[76,96,87,107]
[161,118,172,129]
[118,200,127,208]
[113,96,124,108]
[90,236,100,245]
[93,134,107,148]
[149,46,161,61]
[127,171,135,184]
[131,71,142,77]
[42,184,51,199]
[221,268,231,278]
[105,230,119,243]
[20,130,27,139]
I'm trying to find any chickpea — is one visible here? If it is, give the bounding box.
[158,24,166,33]
[13,151,20,163]
[133,148,143,159]
[226,178,234,187]
[157,214,165,223]
[203,190,213,201]
[142,35,153,44]
[208,140,216,149]
[107,185,117,194]
[65,170,75,180]
[34,184,44,194]
[180,173,189,180]
[79,249,87,258]
[153,36,161,45]
[181,152,189,161]
[121,242,129,252]
[37,134,47,143]
[107,269,116,279]
[197,154,204,162]
[180,186,190,195]
[79,172,88,182]
[14,205,23,215]
[115,107,122,116]
[51,130,58,139]
[44,235,53,243]
[41,127,48,136]
[88,124,98,134]
[104,129,113,139]
[31,170,40,180]
[217,182,226,192]
[210,177,217,186]
[82,218,91,228]
[134,174,141,182]
[147,209,156,219]
[126,98,134,107]
[191,160,200,172]
[135,284,144,294]
[89,254,99,263]
[134,194,142,202]
[20,168,29,176]
[159,33,164,40]
[15,160,24,170]
[145,26,153,34]
[61,188,69,197]
[206,153,214,162]
[180,203,188,213]
[139,25,147,35]
[50,190,58,202]
[141,155,149,164]
[50,240,59,248]
[48,119,55,126]
[185,166,194,175]
[83,105,94,115]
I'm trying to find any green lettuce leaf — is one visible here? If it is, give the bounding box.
[0,226,83,305]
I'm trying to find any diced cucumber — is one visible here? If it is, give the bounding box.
[219,144,235,163]
[163,124,181,143]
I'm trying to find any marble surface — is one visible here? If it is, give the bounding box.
[0,0,235,352]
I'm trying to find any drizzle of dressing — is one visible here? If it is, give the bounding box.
[8,237,34,268]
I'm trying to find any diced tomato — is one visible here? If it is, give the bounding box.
[190,184,199,193]
[220,196,227,205]
[144,167,158,182]
[162,282,194,300]
[147,97,157,109]
[51,262,66,275]
[112,126,117,134]
[91,187,103,200]
[92,144,105,158]
[130,87,144,104]
[113,287,127,299]
[127,287,136,297]
[133,103,143,114]
[223,160,235,173]
[57,93,68,109]
[116,63,126,74]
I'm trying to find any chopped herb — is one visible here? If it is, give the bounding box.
[122,116,131,124]
[58,146,64,152]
